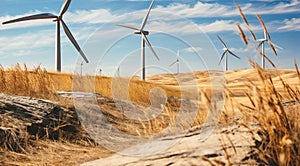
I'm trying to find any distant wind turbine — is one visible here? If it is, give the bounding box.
[256,14,282,69]
[2,0,89,72]
[80,61,83,76]
[116,0,159,80]
[169,50,180,74]
[217,35,240,71]
[117,66,120,77]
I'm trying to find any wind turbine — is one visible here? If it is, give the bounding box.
[116,0,159,80]
[256,14,282,69]
[80,61,83,76]
[217,35,240,71]
[170,50,180,74]
[116,66,120,77]
[2,0,89,72]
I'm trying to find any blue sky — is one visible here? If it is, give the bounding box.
[0,0,299,76]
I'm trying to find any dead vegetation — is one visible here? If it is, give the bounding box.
[233,3,300,165]
[0,64,57,100]
[237,62,300,165]
[0,61,299,165]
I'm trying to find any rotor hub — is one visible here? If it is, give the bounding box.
[135,31,149,35]
[53,16,60,22]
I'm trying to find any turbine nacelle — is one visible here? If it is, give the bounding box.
[135,31,149,35]
[222,48,228,52]
[257,38,267,42]
[53,18,60,22]
[58,16,63,20]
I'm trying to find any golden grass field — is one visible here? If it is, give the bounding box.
[0,63,299,165]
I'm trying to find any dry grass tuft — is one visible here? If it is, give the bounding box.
[234,4,300,165]
[239,61,300,165]
[0,63,57,100]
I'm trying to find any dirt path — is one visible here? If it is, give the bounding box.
[82,123,258,166]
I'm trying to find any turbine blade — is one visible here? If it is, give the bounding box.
[228,50,240,59]
[140,0,155,31]
[256,14,271,40]
[268,40,278,56]
[257,41,263,48]
[217,35,227,48]
[61,20,89,63]
[235,3,256,40]
[256,47,276,68]
[269,41,283,50]
[2,13,57,24]
[142,33,159,61]
[116,24,139,31]
[59,0,71,16]
[219,51,226,65]
[169,50,180,66]
[235,22,248,45]
[169,61,177,67]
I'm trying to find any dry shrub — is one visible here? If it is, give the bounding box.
[240,61,300,165]
[0,63,57,100]
[0,127,28,153]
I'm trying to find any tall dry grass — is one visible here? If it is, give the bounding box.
[238,62,300,165]
[0,64,57,100]
[234,3,300,165]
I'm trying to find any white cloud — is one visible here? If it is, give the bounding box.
[243,1,300,15]
[0,30,54,48]
[154,2,236,18]
[230,47,250,53]
[12,50,33,57]
[278,18,300,31]
[198,20,236,33]
[148,19,237,35]
[183,47,203,53]
[154,1,300,19]
[65,9,119,24]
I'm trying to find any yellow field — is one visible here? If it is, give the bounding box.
[0,63,299,165]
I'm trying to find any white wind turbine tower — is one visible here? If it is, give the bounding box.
[217,35,240,71]
[116,66,120,77]
[116,0,159,80]
[170,50,180,74]
[256,14,282,69]
[2,0,89,72]
[80,61,83,76]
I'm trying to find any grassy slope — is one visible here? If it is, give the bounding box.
[0,65,299,165]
